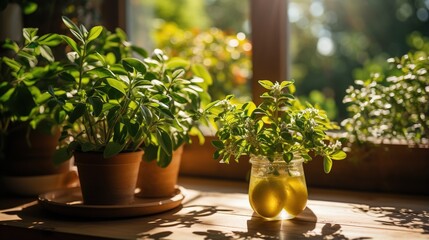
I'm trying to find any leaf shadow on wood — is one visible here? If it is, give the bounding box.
[142,204,233,228]
[353,204,429,234]
[303,223,371,240]
[136,204,233,239]
[193,207,318,239]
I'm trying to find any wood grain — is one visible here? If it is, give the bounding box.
[1,177,428,239]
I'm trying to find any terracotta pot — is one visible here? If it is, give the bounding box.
[136,145,183,198]
[1,125,70,176]
[74,150,143,205]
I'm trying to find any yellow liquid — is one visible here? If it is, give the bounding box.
[249,175,308,219]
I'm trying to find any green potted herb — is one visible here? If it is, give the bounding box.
[50,17,211,204]
[49,17,178,205]
[136,49,212,197]
[0,27,75,195]
[337,49,429,194]
[204,80,346,220]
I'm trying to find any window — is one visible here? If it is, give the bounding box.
[123,0,289,179]
[288,0,429,121]
[120,0,429,180]
[126,0,253,102]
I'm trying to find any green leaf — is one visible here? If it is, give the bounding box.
[331,150,347,160]
[81,142,97,152]
[61,35,80,54]
[191,63,212,85]
[127,122,139,137]
[258,80,274,89]
[130,45,148,58]
[104,142,124,158]
[2,40,20,53]
[323,156,333,173]
[280,131,292,141]
[158,129,173,156]
[87,26,103,42]
[23,2,38,14]
[0,88,15,103]
[142,144,158,162]
[23,28,38,42]
[10,85,35,116]
[62,16,80,34]
[59,72,76,82]
[172,69,185,80]
[213,150,221,159]
[106,78,126,95]
[53,147,73,165]
[88,96,103,116]
[54,108,66,123]
[68,103,86,123]
[166,57,190,69]
[70,29,85,44]
[39,45,55,62]
[211,140,224,149]
[280,80,294,88]
[17,50,36,64]
[122,58,147,74]
[157,146,173,168]
[283,152,293,162]
[88,67,115,78]
[38,33,62,47]
[2,57,21,72]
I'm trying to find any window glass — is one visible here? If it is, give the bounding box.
[289,0,429,121]
[127,0,252,102]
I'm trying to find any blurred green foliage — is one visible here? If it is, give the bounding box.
[153,22,252,102]
[290,0,429,120]
[128,0,251,102]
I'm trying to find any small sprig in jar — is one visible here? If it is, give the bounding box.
[203,80,346,220]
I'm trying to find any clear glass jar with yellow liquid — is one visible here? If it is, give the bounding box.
[248,156,308,220]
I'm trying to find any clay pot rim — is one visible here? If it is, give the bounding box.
[74,150,144,165]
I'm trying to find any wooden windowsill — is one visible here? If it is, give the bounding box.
[0,176,428,239]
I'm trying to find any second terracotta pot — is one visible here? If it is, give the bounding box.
[74,150,143,205]
[136,145,183,198]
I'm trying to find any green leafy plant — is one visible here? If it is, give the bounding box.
[204,80,346,173]
[50,17,210,167]
[342,50,429,145]
[0,27,63,155]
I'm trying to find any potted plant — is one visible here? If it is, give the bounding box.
[136,49,212,198]
[330,49,429,195]
[203,80,346,220]
[0,27,75,195]
[50,17,211,204]
[48,17,179,205]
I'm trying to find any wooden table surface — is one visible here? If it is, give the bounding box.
[0,176,428,239]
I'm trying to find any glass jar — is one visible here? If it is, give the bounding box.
[248,155,308,220]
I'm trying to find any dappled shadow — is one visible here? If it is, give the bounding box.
[143,205,233,229]
[193,207,318,239]
[302,223,372,240]
[354,204,429,234]
[136,230,173,240]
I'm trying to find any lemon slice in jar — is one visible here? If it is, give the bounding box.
[249,178,286,219]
